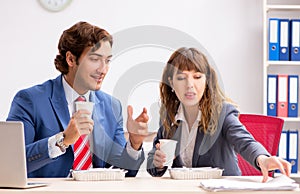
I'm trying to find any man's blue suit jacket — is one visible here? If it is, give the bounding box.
[7,75,144,178]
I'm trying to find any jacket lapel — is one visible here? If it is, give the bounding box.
[50,75,70,130]
[193,103,227,165]
[192,128,203,166]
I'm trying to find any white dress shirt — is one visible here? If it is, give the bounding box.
[175,103,201,167]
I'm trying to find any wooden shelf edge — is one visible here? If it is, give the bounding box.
[266,61,300,67]
[267,5,300,11]
[280,117,300,122]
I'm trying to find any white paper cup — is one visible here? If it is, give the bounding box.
[159,139,177,167]
[75,101,94,119]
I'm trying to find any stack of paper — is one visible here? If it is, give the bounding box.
[199,175,299,192]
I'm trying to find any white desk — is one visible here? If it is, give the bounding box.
[0,176,299,194]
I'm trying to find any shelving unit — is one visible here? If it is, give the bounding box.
[263,0,300,129]
[263,0,300,174]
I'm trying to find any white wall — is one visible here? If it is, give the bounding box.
[0,0,263,131]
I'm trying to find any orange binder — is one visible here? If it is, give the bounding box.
[277,74,288,117]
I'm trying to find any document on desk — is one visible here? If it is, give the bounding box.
[199,175,299,192]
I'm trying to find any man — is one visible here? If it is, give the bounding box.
[7,21,148,177]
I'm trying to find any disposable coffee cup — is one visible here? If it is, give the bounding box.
[159,139,177,167]
[75,101,94,119]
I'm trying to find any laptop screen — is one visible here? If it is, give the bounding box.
[0,121,29,188]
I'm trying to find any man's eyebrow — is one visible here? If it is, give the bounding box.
[88,53,113,58]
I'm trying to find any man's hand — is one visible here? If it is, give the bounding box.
[63,109,94,146]
[126,105,149,150]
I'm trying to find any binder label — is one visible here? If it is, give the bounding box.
[268,77,276,103]
[278,132,287,159]
[280,21,288,47]
[278,76,287,103]
[292,21,300,47]
[270,20,278,43]
[290,77,298,103]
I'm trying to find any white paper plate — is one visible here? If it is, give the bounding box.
[72,168,126,181]
[169,167,223,180]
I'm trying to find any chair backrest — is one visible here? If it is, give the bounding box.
[237,114,284,176]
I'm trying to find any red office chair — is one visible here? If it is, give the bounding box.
[237,114,284,176]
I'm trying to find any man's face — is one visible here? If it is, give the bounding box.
[73,40,112,94]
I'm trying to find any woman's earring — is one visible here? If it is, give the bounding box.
[171,89,174,92]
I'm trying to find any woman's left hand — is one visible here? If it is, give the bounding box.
[257,155,292,183]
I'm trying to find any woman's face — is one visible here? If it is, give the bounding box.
[170,69,206,109]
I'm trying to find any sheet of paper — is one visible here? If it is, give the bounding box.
[199,175,299,192]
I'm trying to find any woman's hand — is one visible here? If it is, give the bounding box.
[257,155,292,183]
[153,143,167,169]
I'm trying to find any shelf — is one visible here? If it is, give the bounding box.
[267,61,300,67]
[280,117,300,122]
[266,5,300,11]
[281,117,300,129]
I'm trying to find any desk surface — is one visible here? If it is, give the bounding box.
[0,176,299,194]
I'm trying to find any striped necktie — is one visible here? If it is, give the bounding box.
[73,96,92,170]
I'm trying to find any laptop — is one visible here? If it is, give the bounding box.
[0,121,47,189]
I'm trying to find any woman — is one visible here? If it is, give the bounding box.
[147,47,291,182]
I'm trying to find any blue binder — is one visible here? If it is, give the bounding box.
[288,130,298,173]
[288,75,299,117]
[291,19,300,61]
[279,19,290,61]
[269,18,280,61]
[267,75,278,116]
